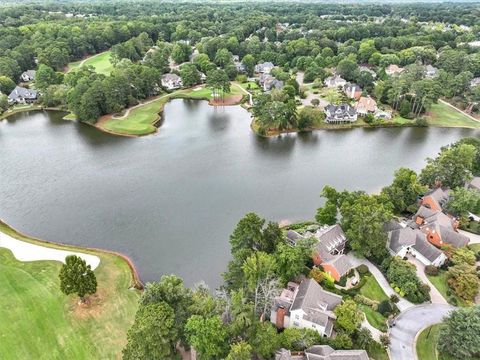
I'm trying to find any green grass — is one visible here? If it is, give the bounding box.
[0,221,140,360]
[468,243,480,252]
[359,304,388,332]
[102,95,170,136]
[366,341,389,360]
[180,84,244,100]
[416,324,455,360]
[427,271,466,307]
[359,275,389,302]
[63,112,77,121]
[427,102,480,128]
[67,51,114,76]
[0,104,43,120]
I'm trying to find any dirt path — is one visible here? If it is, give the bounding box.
[233,82,252,106]
[438,99,480,123]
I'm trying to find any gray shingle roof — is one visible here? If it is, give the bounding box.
[305,345,369,360]
[8,86,37,101]
[324,255,352,277]
[388,227,417,253]
[291,279,342,313]
[439,226,469,248]
[413,233,443,262]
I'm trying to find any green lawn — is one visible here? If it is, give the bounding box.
[0,221,140,360]
[367,342,389,360]
[359,304,388,332]
[416,324,455,360]
[359,275,389,302]
[67,51,114,76]
[468,243,480,252]
[102,95,170,136]
[427,271,466,307]
[427,102,480,128]
[179,84,244,100]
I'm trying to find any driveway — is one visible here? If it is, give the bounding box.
[407,255,448,305]
[389,304,455,360]
[459,229,480,244]
[347,253,414,312]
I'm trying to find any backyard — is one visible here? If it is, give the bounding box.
[0,222,140,359]
[358,275,389,331]
[427,101,480,128]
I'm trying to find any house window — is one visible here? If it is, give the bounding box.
[293,321,300,327]
[295,315,299,320]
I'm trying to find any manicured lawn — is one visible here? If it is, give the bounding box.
[468,243,480,252]
[416,324,455,360]
[180,84,244,100]
[427,102,480,128]
[67,51,114,76]
[0,221,140,359]
[359,275,389,302]
[63,112,77,121]
[366,342,389,360]
[102,95,170,136]
[427,271,466,307]
[359,304,387,332]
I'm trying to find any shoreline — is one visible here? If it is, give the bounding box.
[0,219,143,289]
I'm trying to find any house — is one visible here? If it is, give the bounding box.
[355,96,377,115]
[413,206,469,249]
[161,73,182,90]
[7,86,38,104]
[20,70,36,82]
[359,65,377,79]
[467,177,480,191]
[271,279,343,337]
[343,83,362,100]
[425,65,438,78]
[324,104,358,124]
[287,225,353,281]
[470,77,480,88]
[374,109,392,120]
[275,346,369,360]
[387,223,447,267]
[259,74,284,91]
[235,61,246,73]
[255,62,275,74]
[385,64,404,76]
[420,187,449,211]
[324,75,347,88]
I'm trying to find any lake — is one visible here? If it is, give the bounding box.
[0,100,478,286]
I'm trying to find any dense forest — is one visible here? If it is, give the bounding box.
[0,1,479,125]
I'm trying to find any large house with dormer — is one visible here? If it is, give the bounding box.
[275,345,369,360]
[324,104,357,124]
[271,279,343,337]
[8,86,38,104]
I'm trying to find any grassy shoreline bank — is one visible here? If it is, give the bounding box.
[0,219,141,359]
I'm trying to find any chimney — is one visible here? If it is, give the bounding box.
[276,307,286,329]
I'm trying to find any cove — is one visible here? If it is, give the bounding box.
[0,100,478,287]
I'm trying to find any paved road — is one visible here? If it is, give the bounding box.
[389,304,455,360]
[347,253,415,312]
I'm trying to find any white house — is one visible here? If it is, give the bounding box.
[324,75,347,88]
[161,73,183,90]
[271,279,342,337]
[324,104,357,124]
[20,70,36,82]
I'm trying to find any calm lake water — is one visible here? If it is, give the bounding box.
[0,100,478,286]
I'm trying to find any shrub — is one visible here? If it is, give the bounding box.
[379,334,390,348]
[308,268,325,284]
[415,117,428,127]
[377,300,393,316]
[389,294,399,303]
[424,265,439,276]
[357,265,370,275]
[354,294,378,308]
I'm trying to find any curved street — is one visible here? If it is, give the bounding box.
[388,304,456,360]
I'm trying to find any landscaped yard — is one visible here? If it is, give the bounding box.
[416,324,454,360]
[0,221,140,359]
[427,271,466,306]
[427,102,480,128]
[360,275,389,302]
[67,51,114,76]
[359,304,387,332]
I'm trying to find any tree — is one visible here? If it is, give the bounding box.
[451,248,476,266]
[140,275,192,345]
[334,299,362,334]
[336,58,358,81]
[59,255,97,302]
[261,221,284,253]
[214,48,232,68]
[180,63,201,87]
[185,315,228,359]
[279,328,322,351]
[0,94,8,113]
[311,98,320,107]
[206,69,230,99]
[123,302,178,360]
[226,341,253,360]
[438,306,480,359]
[248,321,280,359]
[315,201,338,225]
[447,263,480,301]
[381,168,427,213]
[340,193,393,262]
[445,188,480,217]
[275,238,315,284]
[241,54,255,77]
[420,143,477,189]
[171,43,192,64]
[242,251,276,291]
[387,257,430,303]
[0,75,15,94]
[35,64,63,90]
